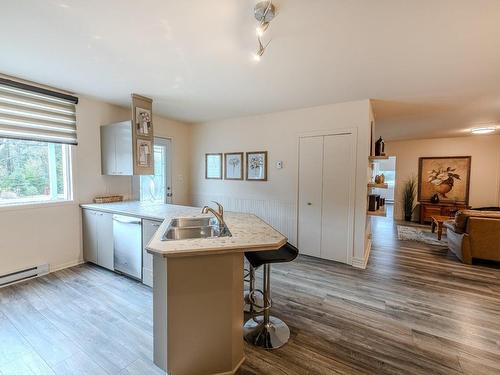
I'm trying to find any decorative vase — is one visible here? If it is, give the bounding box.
[374,175,381,184]
[430,193,440,204]
[380,173,385,184]
[435,179,453,198]
[374,136,385,156]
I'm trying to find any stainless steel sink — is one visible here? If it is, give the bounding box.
[161,217,231,241]
[163,226,218,240]
[169,217,217,228]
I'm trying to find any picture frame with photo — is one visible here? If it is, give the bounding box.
[137,139,152,168]
[224,152,244,180]
[246,151,267,181]
[205,153,223,179]
[135,107,152,136]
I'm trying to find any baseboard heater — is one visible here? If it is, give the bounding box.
[0,264,49,288]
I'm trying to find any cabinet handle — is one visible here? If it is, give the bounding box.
[307,202,312,206]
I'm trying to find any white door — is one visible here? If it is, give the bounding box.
[298,136,324,257]
[321,134,355,263]
[140,137,172,203]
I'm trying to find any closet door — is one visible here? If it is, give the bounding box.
[321,133,355,263]
[298,136,324,257]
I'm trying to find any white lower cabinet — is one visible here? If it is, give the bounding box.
[82,209,114,270]
[142,219,162,287]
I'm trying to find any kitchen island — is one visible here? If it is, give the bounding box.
[80,201,287,375]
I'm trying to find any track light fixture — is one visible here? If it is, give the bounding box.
[253,1,276,61]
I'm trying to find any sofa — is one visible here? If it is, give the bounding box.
[444,209,500,264]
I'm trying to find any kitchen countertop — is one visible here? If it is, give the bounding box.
[80,201,287,258]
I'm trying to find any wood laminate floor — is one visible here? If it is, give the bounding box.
[1,210,500,374]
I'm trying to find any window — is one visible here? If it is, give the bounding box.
[0,138,72,205]
[0,78,78,206]
[140,138,171,203]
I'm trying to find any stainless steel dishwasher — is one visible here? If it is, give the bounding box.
[113,214,142,280]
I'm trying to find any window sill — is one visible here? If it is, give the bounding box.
[0,199,75,213]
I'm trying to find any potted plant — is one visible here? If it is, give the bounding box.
[402,176,417,221]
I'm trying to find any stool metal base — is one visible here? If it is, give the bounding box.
[243,316,290,349]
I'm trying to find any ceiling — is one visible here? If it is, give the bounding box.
[2,0,500,138]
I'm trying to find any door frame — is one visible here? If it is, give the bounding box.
[296,127,357,265]
[155,137,173,204]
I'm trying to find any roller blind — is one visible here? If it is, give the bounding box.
[0,78,78,145]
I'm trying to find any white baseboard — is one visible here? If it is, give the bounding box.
[352,238,371,269]
[50,259,86,273]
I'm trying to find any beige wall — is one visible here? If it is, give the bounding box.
[387,135,500,220]
[0,96,191,275]
[190,100,372,264]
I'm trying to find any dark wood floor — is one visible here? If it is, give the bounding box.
[1,211,500,374]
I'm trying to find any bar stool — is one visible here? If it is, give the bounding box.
[244,264,264,314]
[243,242,299,349]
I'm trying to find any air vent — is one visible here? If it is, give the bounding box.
[0,264,49,288]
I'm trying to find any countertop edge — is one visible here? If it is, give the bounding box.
[146,238,288,258]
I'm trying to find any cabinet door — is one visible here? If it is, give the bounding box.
[114,122,133,176]
[97,212,114,270]
[142,219,162,287]
[100,125,116,175]
[321,134,355,263]
[82,210,98,264]
[298,136,324,258]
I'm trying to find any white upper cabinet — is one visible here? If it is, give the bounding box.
[101,121,134,175]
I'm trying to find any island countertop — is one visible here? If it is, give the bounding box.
[80,201,287,258]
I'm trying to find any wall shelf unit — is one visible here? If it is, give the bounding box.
[369,155,390,161]
[367,207,386,217]
[367,183,388,189]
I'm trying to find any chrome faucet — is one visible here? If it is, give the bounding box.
[201,201,225,230]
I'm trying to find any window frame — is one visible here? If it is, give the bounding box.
[0,138,74,209]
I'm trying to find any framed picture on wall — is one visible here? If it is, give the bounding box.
[246,151,268,181]
[135,107,152,136]
[418,156,471,204]
[136,139,152,167]
[205,153,223,179]
[224,152,243,180]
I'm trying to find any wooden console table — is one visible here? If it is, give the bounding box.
[420,202,469,224]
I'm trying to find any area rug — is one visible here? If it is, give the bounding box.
[397,225,448,247]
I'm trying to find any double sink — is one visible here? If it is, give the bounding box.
[161,217,232,241]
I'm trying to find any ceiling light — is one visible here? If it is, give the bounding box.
[471,127,496,135]
[256,23,269,37]
[253,1,276,60]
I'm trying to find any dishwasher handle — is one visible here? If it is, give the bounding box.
[113,215,141,225]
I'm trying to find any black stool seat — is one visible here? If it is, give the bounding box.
[245,242,299,269]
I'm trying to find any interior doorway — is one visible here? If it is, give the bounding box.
[372,156,396,218]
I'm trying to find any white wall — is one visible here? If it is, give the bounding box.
[190,100,372,264]
[0,96,191,276]
[387,135,500,220]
